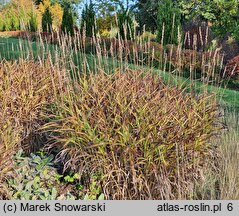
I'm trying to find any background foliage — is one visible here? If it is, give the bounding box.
[42,7,53,32]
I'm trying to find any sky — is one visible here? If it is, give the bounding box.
[0,0,10,5]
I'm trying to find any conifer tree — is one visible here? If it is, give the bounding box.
[42,7,53,32]
[61,5,74,35]
[80,0,96,37]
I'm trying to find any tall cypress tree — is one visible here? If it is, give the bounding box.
[80,0,96,37]
[61,5,74,36]
[42,7,53,32]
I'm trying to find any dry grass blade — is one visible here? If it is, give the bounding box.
[0,59,66,198]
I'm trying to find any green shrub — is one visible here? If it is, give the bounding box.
[100,29,111,38]
[0,17,4,31]
[139,31,157,42]
[11,16,20,31]
[42,7,53,33]
[42,69,220,199]
[2,14,20,31]
[231,22,239,43]
[4,17,12,31]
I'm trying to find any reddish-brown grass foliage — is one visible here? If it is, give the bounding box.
[0,31,23,38]
[225,55,239,78]
[183,22,212,51]
[166,44,223,75]
[42,69,221,199]
[0,59,64,198]
[0,31,35,39]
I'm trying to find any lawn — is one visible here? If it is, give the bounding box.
[0,36,57,60]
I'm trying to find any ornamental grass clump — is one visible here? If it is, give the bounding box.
[0,59,64,198]
[42,69,221,199]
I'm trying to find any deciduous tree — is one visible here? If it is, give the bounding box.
[157,0,181,45]
[134,0,158,33]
